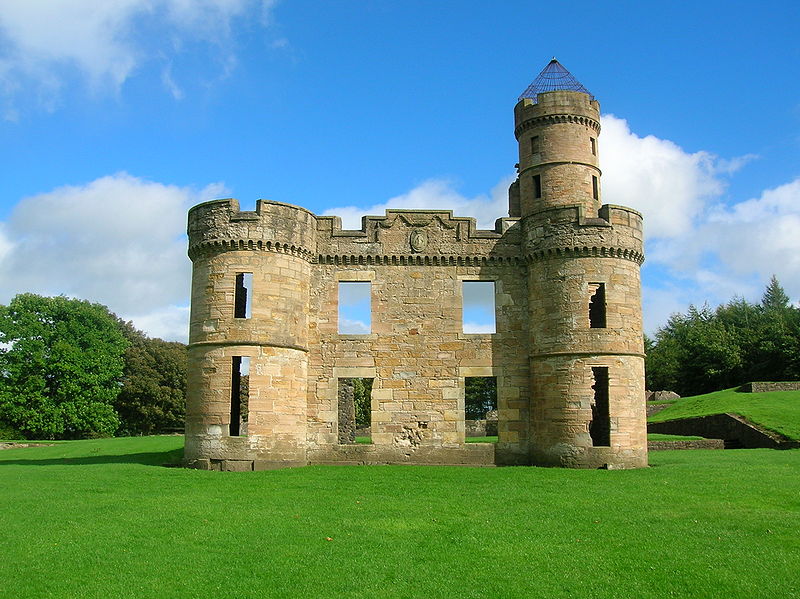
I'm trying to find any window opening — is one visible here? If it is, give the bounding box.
[590,367,610,447]
[338,281,371,334]
[465,376,498,441]
[590,137,597,155]
[462,281,496,334]
[592,176,599,200]
[589,283,607,328]
[530,135,540,155]
[230,356,250,436]
[338,378,373,444]
[533,174,542,199]
[234,273,253,319]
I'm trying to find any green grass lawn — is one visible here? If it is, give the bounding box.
[648,388,800,440]
[1,436,798,599]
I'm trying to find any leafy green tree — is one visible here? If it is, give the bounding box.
[353,377,373,429]
[114,321,187,435]
[465,376,497,419]
[646,277,800,396]
[0,294,127,439]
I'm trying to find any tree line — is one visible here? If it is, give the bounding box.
[646,276,800,397]
[0,293,186,439]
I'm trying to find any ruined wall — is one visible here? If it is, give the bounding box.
[306,210,530,466]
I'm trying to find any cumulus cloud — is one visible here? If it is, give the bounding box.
[0,173,226,341]
[0,0,277,113]
[654,178,800,301]
[599,115,728,238]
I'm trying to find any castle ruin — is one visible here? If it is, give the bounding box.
[184,59,648,470]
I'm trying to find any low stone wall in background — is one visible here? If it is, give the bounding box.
[648,439,724,451]
[465,419,498,437]
[741,381,800,393]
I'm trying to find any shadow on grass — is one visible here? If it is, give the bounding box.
[0,448,184,468]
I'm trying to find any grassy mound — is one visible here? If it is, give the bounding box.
[648,387,800,440]
[1,436,799,598]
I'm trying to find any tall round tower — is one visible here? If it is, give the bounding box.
[516,59,648,469]
[184,199,316,470]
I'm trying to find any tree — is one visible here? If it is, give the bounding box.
[113,321,187,435]
[353,377,372,429]
[465,376,497,419]
[646,277,800,396]
[0,294,127,439]
[761,275,791,311]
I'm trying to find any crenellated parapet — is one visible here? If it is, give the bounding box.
[317,209,522,262]
[523,204,644,264]
[187,199,317,262]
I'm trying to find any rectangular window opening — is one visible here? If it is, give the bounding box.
[589,283,607,328]
[533,174,542,199]
[590,367,610,447]
[462,281,496,334]
[530,135,540,155]
[234,273,253,319]
[592,175,599,201]
[338,378,373,444]
[590,137,597,155]
[230,356,250,436]
[338,281,371,334]
[465,376,498,442]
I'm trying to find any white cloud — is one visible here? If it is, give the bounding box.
[122,305,191,342]
[0,0,278,112]
[599,115,726,238]
[339,318,370,336]
[661,178,800,302]
[0,173,226,341]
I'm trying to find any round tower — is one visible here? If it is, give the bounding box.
[184,199,316,470]
[517,60,648,469]
[513,58,602,218]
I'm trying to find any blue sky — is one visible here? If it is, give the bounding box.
[1,0,799,341]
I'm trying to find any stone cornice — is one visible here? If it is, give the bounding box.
[515,113,600,138]
[188,238,315,262]
[317,254,524,267]
[526,245,645,265]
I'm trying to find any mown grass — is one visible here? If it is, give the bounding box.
[648,388,800,440]
[1,436,798,598]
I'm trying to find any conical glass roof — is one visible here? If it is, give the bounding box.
[519,58,593,102]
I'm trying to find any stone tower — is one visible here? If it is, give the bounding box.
[515,59,647,467]
[184,59,647,471]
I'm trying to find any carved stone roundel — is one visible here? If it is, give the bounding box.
[410,229,428,252]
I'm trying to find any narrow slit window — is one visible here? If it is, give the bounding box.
[338,281,371,334]
[589,283,607,328]
[338,378,373,444]
[530,135,540,155]
[234,273,253,319]
[592,176,599,200]
[590,367,610,447]
[533,174,542,199]
[463,281,496,334]
[465,376,498,441]
[230,356,250,436]
[590,137,597,155]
